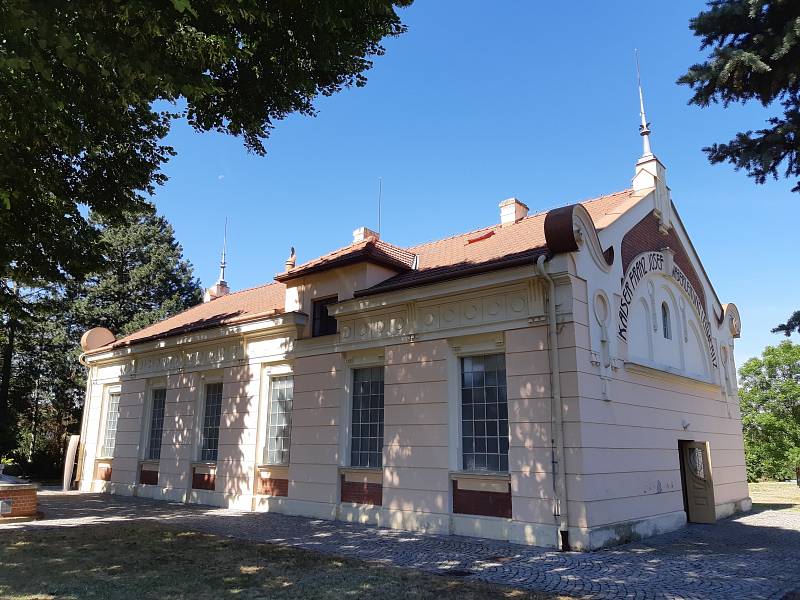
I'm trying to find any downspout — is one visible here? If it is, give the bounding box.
[534,254,570,550]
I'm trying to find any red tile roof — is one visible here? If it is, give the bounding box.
[275,237,416,282]
[100,282,286,351]
[90,189,636,352]
[357,189,636,295]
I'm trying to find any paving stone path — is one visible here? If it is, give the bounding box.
[3,491,799,600]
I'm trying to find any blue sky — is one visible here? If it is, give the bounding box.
[154,1,798,368]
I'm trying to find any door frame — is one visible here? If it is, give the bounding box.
[678,439,716,523]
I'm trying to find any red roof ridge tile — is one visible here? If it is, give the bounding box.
[212,280,284,298]
[405,188,631,253]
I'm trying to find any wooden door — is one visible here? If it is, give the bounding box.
[680,441,716,523]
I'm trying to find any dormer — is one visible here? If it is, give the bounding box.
[275,228,416,338]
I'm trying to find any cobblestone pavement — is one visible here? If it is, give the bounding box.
[3,491,799,600]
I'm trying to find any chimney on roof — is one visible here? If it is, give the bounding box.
[499,198,528,226]
[352,226,379,244]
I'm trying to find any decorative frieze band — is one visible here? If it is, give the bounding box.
[338,282,545,344]
[120,342,244,376]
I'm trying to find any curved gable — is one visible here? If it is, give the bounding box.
[621,211,706,311]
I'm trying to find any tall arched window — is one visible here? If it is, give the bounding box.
[661,302,672,340]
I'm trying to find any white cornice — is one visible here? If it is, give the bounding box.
[624,360,721,393]
[330,264,546,317]
[84,312,307,365]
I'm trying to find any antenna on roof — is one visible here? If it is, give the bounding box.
[218,217,228,286]
[377,177,383,236]
[635,49,652,158]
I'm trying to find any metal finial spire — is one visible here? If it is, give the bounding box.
[635,49,652,157]
[218,217,228,285]
[377,177,383,236]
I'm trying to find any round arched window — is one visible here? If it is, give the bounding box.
[661,302,672,340]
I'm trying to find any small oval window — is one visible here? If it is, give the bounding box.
[661,302,672,340]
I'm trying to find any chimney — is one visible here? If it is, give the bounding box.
[203,281,230,303]
[499,198,528,226]
[352,226,380,244]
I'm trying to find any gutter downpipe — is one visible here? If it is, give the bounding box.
[534,254,570,551]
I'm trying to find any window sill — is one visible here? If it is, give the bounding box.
[449,471,510,482]
[257,465,289,479]
[191,461,217,474]
[339,466,382,485]
[339,466,382,473]
[624,360,719,390]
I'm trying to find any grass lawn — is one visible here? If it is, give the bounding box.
[0,523,564,600]
[749,481,800,512]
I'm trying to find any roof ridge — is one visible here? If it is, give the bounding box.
[221,280,285,297]
[404,188,632,253]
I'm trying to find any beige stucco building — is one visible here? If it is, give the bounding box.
[76,135,749,550]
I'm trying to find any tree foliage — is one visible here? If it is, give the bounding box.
[679,1,800,191]
[739,340,800,481]
[0,210,202,474]
[772,310,800,337]
[72,209,202,337]
[0,0,410,309]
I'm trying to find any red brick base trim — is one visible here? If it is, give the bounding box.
[257,477,289,497]
[340,474,382,506]
[192,470,216,491]
[97,466,112,481]
[0,488,38,518]
[139,468,159,486]
[452,480,512,518]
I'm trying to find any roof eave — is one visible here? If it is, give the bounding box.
[85,308,291,356]
[275,248,413,283]
[353,249,551,298]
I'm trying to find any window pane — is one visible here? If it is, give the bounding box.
[265,376,293,465]
[312,296,339,337]
[101,392,120,457]
[200,383,223,461]
[461,354,509,473]
[350,367,384,468]
[147,389,166,460]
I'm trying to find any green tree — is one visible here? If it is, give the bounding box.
[739,340,800,481]
[772,310,800,337]
[678,1,800,192]
[72,208,202,337]
[1,209,203,472]
[0,0,410,310]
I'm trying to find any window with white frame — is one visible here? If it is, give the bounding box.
[264,376,293,465]
[147,388,166,460]
[461,354,509,472]
[100,391,121,458]
[350,367,384,468]
[200,382,223,461]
